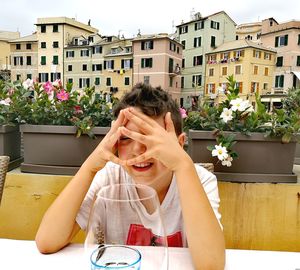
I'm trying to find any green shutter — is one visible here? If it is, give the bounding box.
[275,36,279,47]
[284,35,288,46]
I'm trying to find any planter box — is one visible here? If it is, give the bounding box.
[0,125,22,171]
[294,143,300,165]
[20,125,110,175]
[188,130,297,183]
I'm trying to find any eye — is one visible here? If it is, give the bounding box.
[120,136,130,141]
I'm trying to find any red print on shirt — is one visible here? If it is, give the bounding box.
[126,224,183,247]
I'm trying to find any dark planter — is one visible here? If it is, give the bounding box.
[0,125,22,171]
[294,143,300,165]
[188,130,297,183]
[20,125,110,175]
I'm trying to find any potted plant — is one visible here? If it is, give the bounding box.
[184,75,300,183]
[18,79,116,175]
[0,80,29,170]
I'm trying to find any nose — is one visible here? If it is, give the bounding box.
[132,140,146,156]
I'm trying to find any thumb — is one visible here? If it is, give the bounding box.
[165,112,175,133]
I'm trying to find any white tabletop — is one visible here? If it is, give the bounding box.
[0,238,299,270]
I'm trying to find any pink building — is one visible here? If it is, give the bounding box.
[132,33,182,103]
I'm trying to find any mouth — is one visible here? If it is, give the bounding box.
[132,162,153,172]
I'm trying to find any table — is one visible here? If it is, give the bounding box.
[0,238,299,270]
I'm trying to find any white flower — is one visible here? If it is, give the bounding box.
[230,98,248,112]
[76,89,86,102]
[212,144,228,161]
[0,98,11,106]
[107,102,112,109]
[220,108,233,123]
[22,78,34,90]
[222,156,233,167]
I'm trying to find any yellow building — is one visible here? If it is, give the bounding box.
[35,17,98,82]
[9,33,38,81]
[205,40,276,106]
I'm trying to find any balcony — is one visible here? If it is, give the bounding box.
[169,65,181,77]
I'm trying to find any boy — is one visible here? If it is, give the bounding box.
[35,83,225,270]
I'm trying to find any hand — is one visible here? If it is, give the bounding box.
[120,108,187,171]
[83,110,126,173]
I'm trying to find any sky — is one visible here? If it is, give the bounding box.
[1,0,300,38]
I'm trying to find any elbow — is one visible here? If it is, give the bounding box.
[35,233,61,254]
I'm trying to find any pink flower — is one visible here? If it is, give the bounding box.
[43,81,53,94]
[53,79,62,88]
[57,89,69,101]
[179,108,187,119]
[8,88,15,95]
[74,105,83,114]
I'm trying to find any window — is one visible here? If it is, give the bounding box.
[53,41,59,48]
[207,83,215,94]
[68,78,73,84]
[235,65,242,75]
[39,73,48,82]
[193,55,203,66]
[210,20,220,30]
[211,36,216,47]
[93,46,102,54]
[181,76,184,88]
[169,77,173,87]
[263,83,268,90]
[26,56,31,65]
[27,74,32,79]
[275,75,284,88]
[276,56,283,67]
[53,24,59,32]
[13,56,23,66]
[66,51,74,58]
[195,21,204,30]
[26,43,31,50]
[104,60,114,70]
[111,47,119,54]
[179,25,188,34]
[106,77,111,86]
[235,82,243,93]
[264,67,269,76]
[194,37,201,47]
[170,42,176,52]
[192,75,202,86]
[51,72,61,81]
[95,77,100,85]
[124,77,130,86]
[298,34,300,45]
[234,50,244,58]
[141,40,153,50]
[141,58,153,68]
[296,56,300,66]
[80,49,89,57]
[16,74,21,81]
[92,64,102,71]
[253,65,258,75]
[253,50,261,58]
[79,78,90,88]
[275,35,288,47]
[182,59,185,68]
[16,44,21,50]
[41,56,46,65]
[41,25,46,33]
[209,68,214,76]
[144,76,150,85]
[41,42,46,48]
[121,59,133,69]
[52,56,59,65]
[251,82,259,93]
[208,54,217,61]
[264,53,271,60]
[222,67,227,76]
[221,52,230,60]
[68,65,72,72]
[181,40,186,50]
[82,64,88,71]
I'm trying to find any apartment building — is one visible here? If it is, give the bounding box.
[236,22,262,42]
[0,31,20,80]
[64,34,133,98]
[260,18,300,92]
[205,39,276,107]
[35,17,97,83]
[132,33,182,102]
[9,33,38,81]
[176,11,236,108]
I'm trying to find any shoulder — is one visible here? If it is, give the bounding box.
[93,162,129,185]
[194,163,218,190]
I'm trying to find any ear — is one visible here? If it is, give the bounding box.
[177,132,186,148]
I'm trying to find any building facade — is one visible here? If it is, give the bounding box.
[9,34,38,81]
[205,40,276,107]
[236,22,262,42]
[132,33,182,102]
[176,11,236,108]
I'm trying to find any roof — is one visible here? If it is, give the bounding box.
[207,39,277,54]
[9,33,37,43]
[0,31,20,41]
[132,33,181,45]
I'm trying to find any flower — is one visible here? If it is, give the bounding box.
[184,75,300,167]
[0,79,117,137]
[179,107,187,119]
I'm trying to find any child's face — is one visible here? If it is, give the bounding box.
[117,113,173,188]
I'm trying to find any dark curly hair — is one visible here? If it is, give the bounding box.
[113,83,182,136]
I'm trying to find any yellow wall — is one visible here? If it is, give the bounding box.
[0,41,10,70]
[1,170,299,251]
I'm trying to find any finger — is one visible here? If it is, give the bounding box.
[106,127,123,147]
[165,112,176,133]
[120,126,148,145]
[122,109,154,134]
[126,151,153,166]
[111,110,125,129]
[108,154,126,166]
[127,107,158,127]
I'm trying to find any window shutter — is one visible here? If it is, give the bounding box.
[79,78,82,88]
[217,22,220,30]
[87,78,90,87]
[141,42,145,50]
[20,57,23,66]
[104,61,106,70]
[92,47,95,54]
[112,60,114,69]
[150,41,153,49]
[39,73,41,82]
[92,65,95,71]
[149,58,153,68]
[14,57,17,66]
[193,56,196,66]
[284,35,288,46]
[200,55,203,65]
[80,50,83,57]
[212,84,215,93]
[280,75,284,87]
[211,21,213,28]
[194,38,197,47]
[130,59,133,68]
[192,75,195,84]
[206,84,208,94]
[251,82,254,92]
[46,73,49,82]
[275,36,279,47]
[257,83,259,92]
[239,82,243,93]
[194,23,197,31]
[121,60,124,69]
[141,59,144,68]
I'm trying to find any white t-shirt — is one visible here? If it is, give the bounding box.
[76,162,221,247]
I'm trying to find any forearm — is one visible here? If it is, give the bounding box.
[35,163,97,253]
[175,155,225,270]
